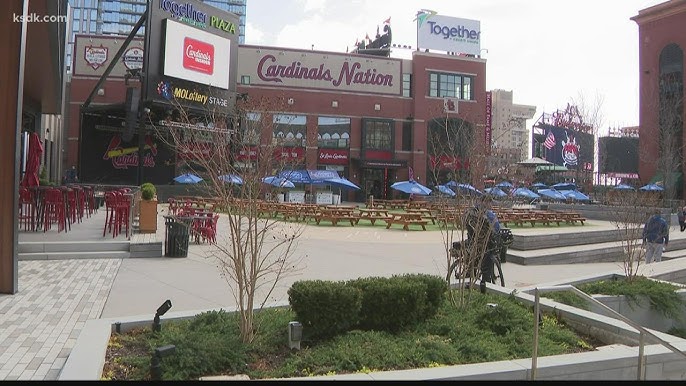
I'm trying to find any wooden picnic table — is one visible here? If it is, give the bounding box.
[356,208,392,225]
[405,208,438,224]
[386,212,428,231]
[313,207,359,226]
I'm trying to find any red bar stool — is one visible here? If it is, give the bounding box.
[18,187,36,231]
[43,188,66,232]
[103,191,119,237]
[114,192,132,238]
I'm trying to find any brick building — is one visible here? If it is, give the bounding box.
[632,0,686,198]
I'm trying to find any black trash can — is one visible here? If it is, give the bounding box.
[164,216,190,257]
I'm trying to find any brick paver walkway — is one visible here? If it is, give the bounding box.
[0,259,120,380]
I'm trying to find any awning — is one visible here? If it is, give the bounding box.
[536,164,568,173]
[650,172,683,189]
[353,158,407,169]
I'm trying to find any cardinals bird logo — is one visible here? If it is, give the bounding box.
[561,132,579,167]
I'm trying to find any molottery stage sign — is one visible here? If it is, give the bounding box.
[146,0,239,112]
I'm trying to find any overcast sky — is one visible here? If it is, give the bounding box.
[244,0,666,135]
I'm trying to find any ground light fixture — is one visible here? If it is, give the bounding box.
[150,344,176,380]
[288,321,303,350]
[152,299,172,333]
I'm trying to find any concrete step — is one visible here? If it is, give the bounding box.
[19,251,130,261]
[19,241,130,254]
[508,238,686,265]
[130,242,163,258]
[510,227,636,250]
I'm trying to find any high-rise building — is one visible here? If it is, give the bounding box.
[489,89,536,161]
[66,0,247,73]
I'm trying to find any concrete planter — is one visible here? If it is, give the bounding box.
[139,199,158,233]
[61,287,686,381]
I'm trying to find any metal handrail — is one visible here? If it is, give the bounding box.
[531,285,686,381]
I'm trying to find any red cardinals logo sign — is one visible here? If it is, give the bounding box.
[183,37,214,75]
[103,135,158,169]
[561,132,579,168]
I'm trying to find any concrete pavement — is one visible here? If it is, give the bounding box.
[2,204,686,380]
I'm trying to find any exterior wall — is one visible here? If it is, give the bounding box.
[633,0,686,194]
[235,47,486,196]
[67,42,486,195]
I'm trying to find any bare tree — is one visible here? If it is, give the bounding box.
[425,101,516,306]
[149,93,306,343]
[606,190,661,281]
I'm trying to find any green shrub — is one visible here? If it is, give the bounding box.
[288,280,362,340]
[141,183,156,200]
[348,276,428,332]
[578,276,686,319]
[399,273,447,316]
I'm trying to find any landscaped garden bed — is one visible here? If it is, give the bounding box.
[102,275,605,381]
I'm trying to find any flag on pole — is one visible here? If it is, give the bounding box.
[543,131,556,149]
[365,33,370,41]
[409,166,415,181]
[383,17,391,25]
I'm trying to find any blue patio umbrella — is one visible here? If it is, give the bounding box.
[512,187,541,200]
[323,177,361,191]
[531,182,548,189]
[435,184,456,197]
[391,180,432,196]
[551,182,577,191]
[219,174,244,185]
[174,173,203,184]
[445,181,483,196]
[495,181,513,189]
[563,190,591,201]
[262,176,295,188]
[485,187,508,198]
[639,183,664,191]
[613,183,635,191]
[537,188,567,201]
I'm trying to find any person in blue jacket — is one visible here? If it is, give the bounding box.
[642,209,669,264]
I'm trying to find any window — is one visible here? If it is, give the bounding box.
[273,114,306,147]
[318,117,350,148]
[429,72,475,100]
[363,119,392,150]
[402,73,412,97]
[240,75,250,85]
[240,112,260,145]
[402,120,412,151]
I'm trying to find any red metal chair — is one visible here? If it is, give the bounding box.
[168,198,178,216]
[198,214,219,244]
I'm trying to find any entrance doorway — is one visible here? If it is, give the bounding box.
[362,168,395,200]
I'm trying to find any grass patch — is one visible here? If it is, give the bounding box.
[103,290,601,380]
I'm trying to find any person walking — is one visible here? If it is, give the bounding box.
[642,209,669,264]
[679,205,686,232]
